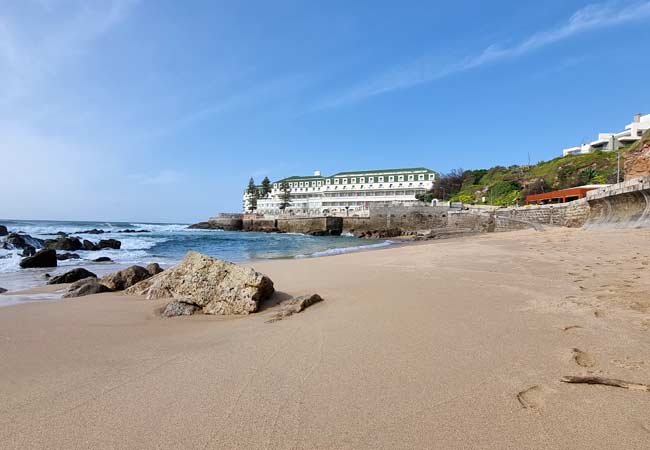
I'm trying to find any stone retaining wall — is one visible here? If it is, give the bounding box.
[584,177,650,228]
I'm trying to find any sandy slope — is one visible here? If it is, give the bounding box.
[1,228,649,449]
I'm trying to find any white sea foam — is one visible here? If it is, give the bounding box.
[295,240,393,258]
[0,292,63,308]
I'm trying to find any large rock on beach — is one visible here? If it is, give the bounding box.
[162,300,200,317]
[19,249,57,268]
[83,239,98,250]
[125,251,274,315]
[48,268,97,285]
[57,252,80,261]
[22,246,36,257]
[146,263,164,276]
[6,232,40,249]
[0,225,7,236]
[45,236,83,251]
[63,278,111,298]
[93,256,112,262]
[98,239,121,249]
[100,265,151,291]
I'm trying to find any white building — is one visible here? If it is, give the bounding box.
[563,113,650,156]
[244,167,437,216]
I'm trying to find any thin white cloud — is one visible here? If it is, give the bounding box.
[317,1,650,109]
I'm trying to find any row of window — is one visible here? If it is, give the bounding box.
[274,173,434,189]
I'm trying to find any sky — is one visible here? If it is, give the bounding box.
[1,0,649,223]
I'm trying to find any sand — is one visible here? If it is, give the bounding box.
[1,227,649,449]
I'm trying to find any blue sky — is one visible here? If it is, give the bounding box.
[1,0,649,222]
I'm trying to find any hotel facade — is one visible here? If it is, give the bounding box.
[562,113,650,156]
[243,167,437,216]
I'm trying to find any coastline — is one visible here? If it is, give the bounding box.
[1,227,649,449]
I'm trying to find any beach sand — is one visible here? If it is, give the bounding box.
[1,227,649,449]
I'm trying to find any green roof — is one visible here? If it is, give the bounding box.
[274,167,436,183]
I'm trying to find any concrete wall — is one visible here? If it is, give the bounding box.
[276,217,343,236]
[493,200,590,229]
[242,219,278,232]
[584,177,650,228]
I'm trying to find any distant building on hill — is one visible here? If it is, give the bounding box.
[243,167,437,215]
[563,113,650,157]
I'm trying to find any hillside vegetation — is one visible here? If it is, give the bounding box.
[422,149,626,206]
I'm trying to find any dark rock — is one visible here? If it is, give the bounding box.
[83,239,99,251]
[62,278,111,298]
[118,229,150,233]
[44,274,51,279]
[6,233,27,249]
[0,225,7,236]
[98,239,121,250]
[146,263,164,276]
[19,249,57,269]
[22,245,36,257]
[93,256,112,262]
[48,268,97,285]
[100,265,151,291]
[45,236,83,251]
[56,252,81,261]
[55,231,68,237]
[162,300,200,317]
[76,229,104,234]
[0,287,7,293]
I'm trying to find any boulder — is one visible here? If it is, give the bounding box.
[6,233,28,249]
[0,225,7,236]
[93,256,112,262]
[267,294,324,322]
[125,251,274,315]
[100,265,151,291]
[19,249,57,268]
[162,300,200,317]
[83,239,99,250]
[55,231,68,237]
[22,245,36,257]
[63,278,111,298]
[146,263,164,276]
[98,239,121,249]
[76,229,104,234]
[57,252,80,261]
[45,236,83,251]
[48,268,97,285]
[0,287,7,293]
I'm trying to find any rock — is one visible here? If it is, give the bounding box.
[93,256,112,262]
[267,294,324,322]
[83,239,98,250]
[62,278,111,298]
[98,239,121,249]
[56,252,81,261]
[19,249,57,268]
[44,273,51,279]
[22,245,36,257]
[146,263,164,276]
[118,229,150,233]
[0,287,7,293]
[6,233,29,249]
[48,268,97,285]
[76,229,104,234]
[162,300,200,317]
[100,265,151,291]
[55,231,68,237]
[45,236,83,251]
[0,225,7,236]
[125,251,274,315]
[624,130,650,180]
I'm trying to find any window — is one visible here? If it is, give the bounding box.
[428,174,434,180]
[299,182,304,187]
[343,178,348,184]
[369,177,374,183]
[273,183,277,188]
[378,176,384,182]
[418,174,424,181]
[389,176,394,182]
[317,181,322,187]
[351,177,356,184]
[334,178,340,185]
[326,179,331,185]
[398,175,404,182]
[360,177,365,183]
[408,175,414,181]
[312,181,316,187]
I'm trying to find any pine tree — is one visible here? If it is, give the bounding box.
[279,181,292,211]
[246,178,259,211]
[260,177,271,197]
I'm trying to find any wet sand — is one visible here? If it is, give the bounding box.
[1,227,649,449]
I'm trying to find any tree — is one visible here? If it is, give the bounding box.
[278,181,292,211]
[428,168,465,200]
[246,177,259,211]
[260,177,271,197]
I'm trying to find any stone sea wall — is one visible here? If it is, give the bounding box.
[583,177,650,229]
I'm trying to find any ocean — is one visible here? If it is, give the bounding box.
[0,219,391,294]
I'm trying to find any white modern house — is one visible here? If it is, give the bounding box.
[243,167,437,216]
[563,113,650,157]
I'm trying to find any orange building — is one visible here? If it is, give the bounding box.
[525,185,607,205]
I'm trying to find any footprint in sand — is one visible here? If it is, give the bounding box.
[572,348,596,368]
[517,385,547,410]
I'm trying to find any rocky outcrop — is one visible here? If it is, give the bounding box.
[267,294,323,322]
[6,233,44,249]
[57,252,80,261]
[100,265,151,291]
[83,239,97,250]
[63,278,111,298]
[146,263,163,276]
[0,287,7,293]
[48,268,97,285]
[98,239,121,249]
[624,130,650,180]
[125,251,274,315]
[93,256,112,262]
[0,225,7,236]
[162,300,200,317]
[118,229,150,233]
[45,236,83,251]
[22,246,36,257]
[76,229,104,234]
[19,249,57,268]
